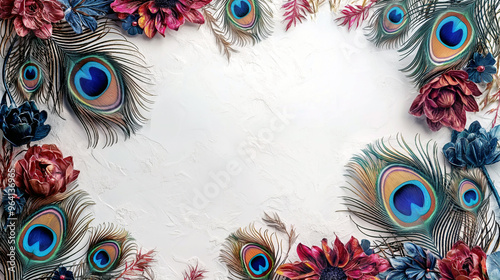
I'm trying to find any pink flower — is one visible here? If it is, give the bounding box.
[111,0,211,38]
[277,236,389,280]
[438,241,488,280]
[0,0,64,39]
[14,144,80,197]
[409,70,482,132]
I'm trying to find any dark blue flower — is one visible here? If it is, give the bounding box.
[2,187,27,215]
[443,121,500,167]
[52,267,74,280]
[122,14,143,36]
[465,53,497,84]
[0,101,51,147]
[58,0,112,34]
[487,251,500,279]
[360,239,374,255]
[385,243,439,280]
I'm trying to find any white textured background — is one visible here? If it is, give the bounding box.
[41,5,500,279]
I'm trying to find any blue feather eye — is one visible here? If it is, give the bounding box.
[231,0,251,19]
[382,4,407,34]
[378,165,437,228]
[17,206,66,262]
[227,0,256,30]
[240,244,274,278]
[88,241,121,273]
[458,179,482,211]
[68,56,123,113]
[430,11,474,65]
[20,62,42,93]
[436,16,468,49]
[387,7,404,25]
[74,61,112,100]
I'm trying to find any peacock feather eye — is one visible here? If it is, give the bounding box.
[458,179,482,211]
[430,11,474,65]
[378,165,437,228]
[383,4,407,34]
[17,206,66,262]
[87,241,121,273]
[240,243,274,279]
[20,62,42,93]
[68,56,123,113]
[226,0,257,30]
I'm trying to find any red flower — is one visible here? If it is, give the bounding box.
[0,0,64,39]
[409,70,482,132]
[438,241,488,280]
[111,0,211,38]
[14,144,80,197]
[277,236,389,280]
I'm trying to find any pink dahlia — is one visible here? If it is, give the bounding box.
[277,236,390,280]
[111,0,211,38]
[0,0,64,39]
[409,70,482,132]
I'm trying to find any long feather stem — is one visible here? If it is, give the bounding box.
[481,165,500,211]
[2,38,16,106]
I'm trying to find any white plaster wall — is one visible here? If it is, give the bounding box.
[40,5,500,279]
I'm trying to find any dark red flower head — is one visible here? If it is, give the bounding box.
[14,144,80,197]
[438,241,488,280]
[0,0,64,39]
[409,70,482,132]
[277,236,389,280]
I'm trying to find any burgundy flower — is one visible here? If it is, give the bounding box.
[14,144,80,197]
[277,236,389,280]
[438,241,488,280]
[111,0,210,38]
[409,70,482,132]
[0,0,64,39]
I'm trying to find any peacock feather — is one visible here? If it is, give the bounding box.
[342,136,500,257]
[399,0,500,86]
[203,0,273,59]
[0,188,93,280]
[366,0,418,48]
[74,223,135,279]
[3,21,152,147]
[220,213,296,280]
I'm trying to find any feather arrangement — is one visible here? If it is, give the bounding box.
[235,133,500,280]
[3,22,152,147]
[0,103,155,279]
[220,212,296,280]
[343,135,500,257]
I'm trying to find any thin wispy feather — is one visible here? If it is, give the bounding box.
[282,0,313,31]
[182,263,207,280]
[337,0,376,30]
[116,249,156,280]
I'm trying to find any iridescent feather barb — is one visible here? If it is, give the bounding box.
[203,0,273,59]
[342,136,500,257]
[399,0,500,86]
[220,212,296,280]
[4,21,152,147]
